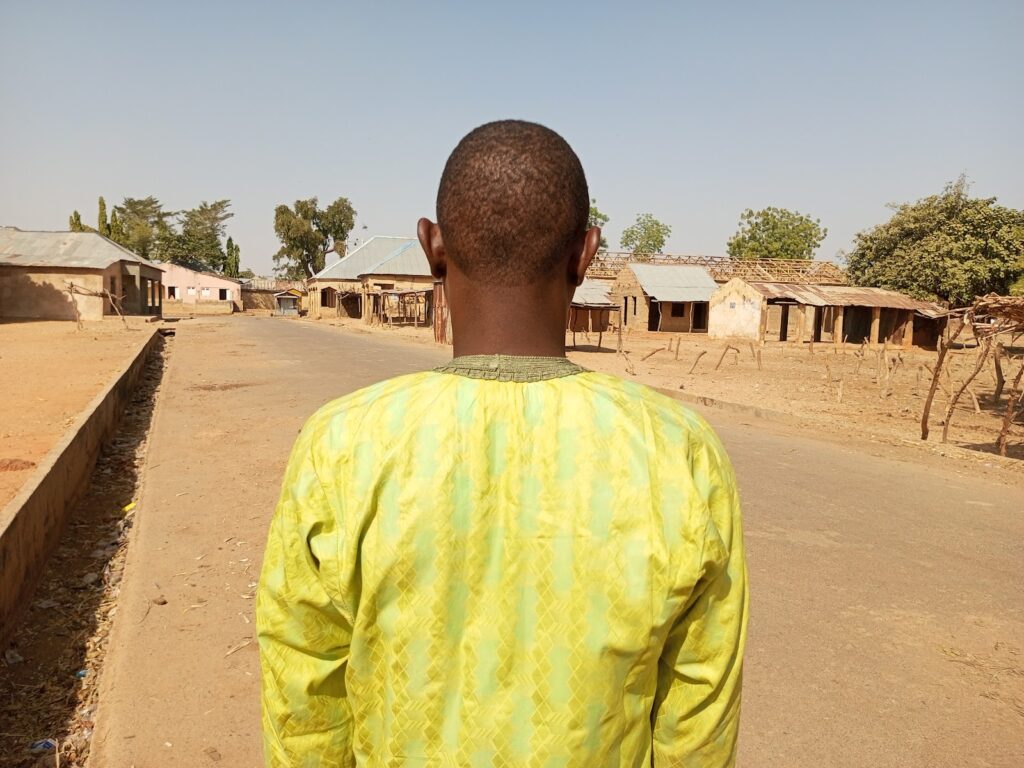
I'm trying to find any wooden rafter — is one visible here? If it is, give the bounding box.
[587,252,849,284]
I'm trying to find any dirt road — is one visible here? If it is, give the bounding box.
[90,316,1023,767]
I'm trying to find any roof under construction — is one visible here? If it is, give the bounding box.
[589,252,848,285]
[746,281,945,315]
[0,228,154,269]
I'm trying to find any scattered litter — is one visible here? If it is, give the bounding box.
[4,648,25,665]
[28,738,57,753]
[152,595,168,606]
[204,745,223,762]
[165,741,173,747]
[75,669,88,679]
[123,501,136,512]
[224,638,254,657]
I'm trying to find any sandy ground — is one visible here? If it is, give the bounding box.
[72,316,1021,768]
[0,319,156,509]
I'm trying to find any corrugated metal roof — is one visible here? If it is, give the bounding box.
[630,263,718,303]
[360,240,433,278]
[572,278,615,307]
[311,236,418,281]
[748,281,944,314]
[0,227,155,269]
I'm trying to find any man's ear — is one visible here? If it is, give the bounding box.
[418,218,447,280]
[569,226,601,287]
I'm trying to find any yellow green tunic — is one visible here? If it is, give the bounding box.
[257,356,747,767]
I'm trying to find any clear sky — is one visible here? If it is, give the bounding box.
[2,1,1021,275]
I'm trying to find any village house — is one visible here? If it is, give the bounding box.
[360,241,435,326]
[609,263,718,332]
[708,277,946,347]
[568,278,617,348]
[307,236,418,319]
[240,277,308,313]
[0,227,163,321]
[273,289,303,315]
[160,262,240,314]
[307,236,438,324]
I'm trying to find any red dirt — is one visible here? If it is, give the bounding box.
[0,319,153,509]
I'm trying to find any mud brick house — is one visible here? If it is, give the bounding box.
[0,227,163,321]
[610,263,718,332]
[709,277,946,347]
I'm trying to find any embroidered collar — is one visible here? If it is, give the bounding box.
[435,354,586,382]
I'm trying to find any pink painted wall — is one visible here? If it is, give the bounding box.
[159,263,240,305]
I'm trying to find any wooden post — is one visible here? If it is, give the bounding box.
[687,303,693,333]
[795,305,807,344]
[812,307,823,342]
[942,338,992,443]
[997,359,1024,456]
[833,306,845,349]
[779,305,790,342]
[902,310,914,349]
[921,321,965,440]
[870,307,881,345]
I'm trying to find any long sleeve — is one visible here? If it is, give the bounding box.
[652,432,749,767]
[257,430,355,768]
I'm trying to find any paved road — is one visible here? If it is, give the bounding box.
[91,316,1024,767]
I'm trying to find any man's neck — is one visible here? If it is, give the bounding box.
[447,279,570,359]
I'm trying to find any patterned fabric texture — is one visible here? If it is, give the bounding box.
[257,365,748,767]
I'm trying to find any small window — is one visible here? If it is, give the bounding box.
[187,286,196,295]
[201,287,211,297]
[168,286,178,299]
[377,283,395,290]
[632,296,637,315]
[218,288,229,300]
[671,303,687,317]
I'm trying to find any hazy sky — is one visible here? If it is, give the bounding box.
[2,1,1021,275]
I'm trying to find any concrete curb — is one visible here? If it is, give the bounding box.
[0,328,160,646]
[655,386,804,427]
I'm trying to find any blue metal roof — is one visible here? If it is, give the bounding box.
[359,240,433,278]
[311,236,414,281]
[630,263,718,303]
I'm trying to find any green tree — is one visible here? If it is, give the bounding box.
[113,196,170,259]
[225,236,241,277]
[108,208,127,245]
[178,200,233,270]
[97,196,110,238]
[844,177,1024,306]
[727,207,826,260]
[588,199,610,249]
[273,196,356,278]
[619,213,671,258]
[69,210,86,231]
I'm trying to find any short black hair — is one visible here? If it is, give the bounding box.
[437,120,590,286]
